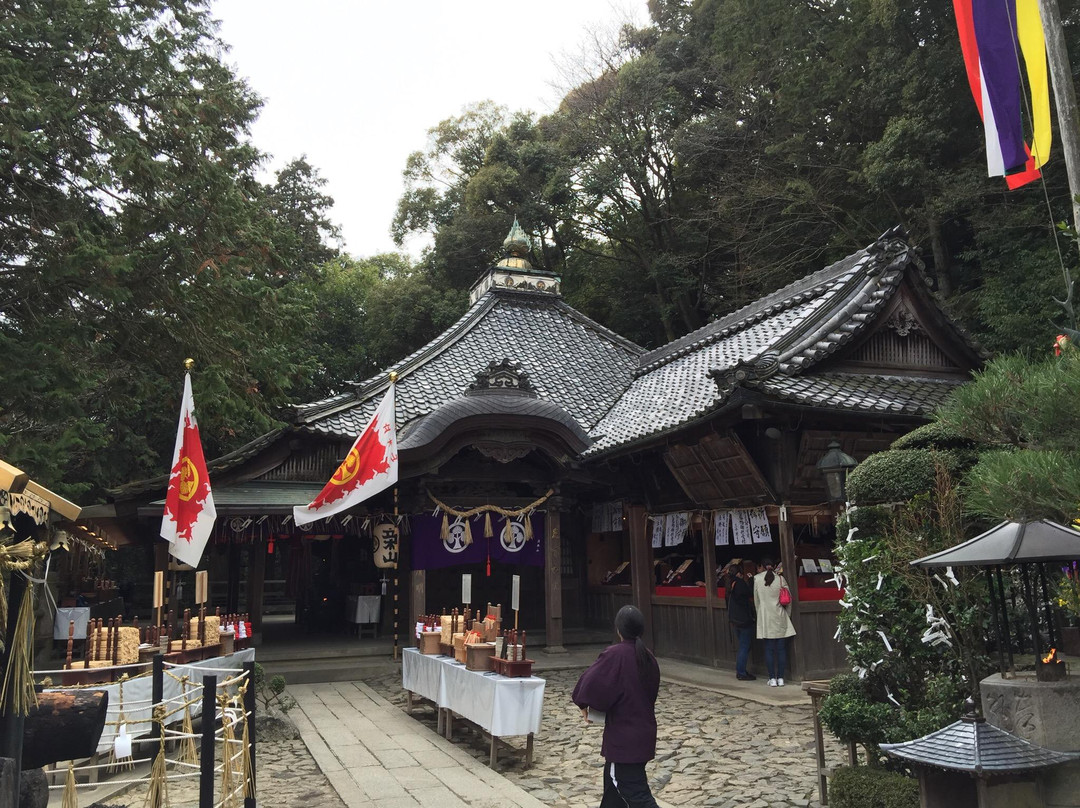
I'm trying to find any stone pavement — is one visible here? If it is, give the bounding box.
[289,679,553,808]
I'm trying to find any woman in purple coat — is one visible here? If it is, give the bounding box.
[572,605,661,808]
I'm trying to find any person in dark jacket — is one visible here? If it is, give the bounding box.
[727,559,757,680]
[572,605,661,808]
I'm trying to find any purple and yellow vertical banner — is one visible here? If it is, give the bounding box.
[954,0,1051,189]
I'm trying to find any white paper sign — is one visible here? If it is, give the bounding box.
[609,501,623,532]
[732,510,753,546]
[749,507,772,544]
[665,512,689,547]
[713,511,731,546]
[511,575,520,612]
[802,558,820,574]
[650,516,662,548]
[114,724,132,759]
[462,573,472,605]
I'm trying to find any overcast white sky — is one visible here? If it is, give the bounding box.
[212,1,647,258]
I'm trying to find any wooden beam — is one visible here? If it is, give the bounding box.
[544,510,566,653]
[0,460,27,494]
[628,505,654,649]
[701,513,718,666]
[247,543,266,639]
[778,503,800,677]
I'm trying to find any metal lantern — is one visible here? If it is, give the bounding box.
[816,440,858,502]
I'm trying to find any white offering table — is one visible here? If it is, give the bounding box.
[401,647,544,767]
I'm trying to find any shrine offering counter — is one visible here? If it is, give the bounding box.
[401,647,544,768]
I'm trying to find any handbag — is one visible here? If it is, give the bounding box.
[778,582,792,606]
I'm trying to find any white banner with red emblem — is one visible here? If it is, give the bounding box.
[160,373,216,567]
[293,384,398,527]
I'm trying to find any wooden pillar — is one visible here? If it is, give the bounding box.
[247,542,266,640]
[410,570,426,635]
[544,510,566,653]
[628,505,654,649]
[700,513,719,666]
[778,503,800,675]
[226,541,241,615]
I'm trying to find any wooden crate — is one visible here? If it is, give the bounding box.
[465,643,495,671]
[418,632,442,654]
[491,657,534,678]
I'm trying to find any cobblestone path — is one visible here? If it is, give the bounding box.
[363,667,845,808]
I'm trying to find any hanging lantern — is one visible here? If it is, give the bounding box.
[372,520,400,569]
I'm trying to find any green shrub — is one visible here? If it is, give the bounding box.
[846,449,937,504]
[829,766,919,808]
[253,662,297,713]
[890,421,980,452]
[846,448,974,505]
[819,684,896,746]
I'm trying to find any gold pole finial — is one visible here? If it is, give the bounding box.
[184,358,195,371]
[388,371,399,383]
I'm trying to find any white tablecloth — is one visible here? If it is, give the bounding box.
[346,594,381,624]
[43,648,256,754]
[401,647,544,737]
[54,607,90,640]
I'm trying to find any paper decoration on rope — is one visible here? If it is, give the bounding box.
[731,509,752,546]
[749,507,772,544]
[713,510,731,546]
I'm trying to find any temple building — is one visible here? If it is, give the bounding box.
[102,221,983,680]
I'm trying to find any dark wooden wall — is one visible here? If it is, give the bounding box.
[581,591,846,679]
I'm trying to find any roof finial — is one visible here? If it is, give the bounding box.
[503,217,531,259]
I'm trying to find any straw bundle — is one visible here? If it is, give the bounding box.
[168,639,201,652]
[189,616,221,646]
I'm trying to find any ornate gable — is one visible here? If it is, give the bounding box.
[825,288,975,377]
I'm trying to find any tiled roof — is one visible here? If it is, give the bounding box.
[758,373,964,416]
[587,229,972,456]
[881,718,1080,774]
[290,289,644,439]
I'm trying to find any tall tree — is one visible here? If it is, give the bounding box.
[0,0,321,498]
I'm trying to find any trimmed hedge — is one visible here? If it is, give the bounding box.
[846,449,937,504]
[846,448,975,505]
[889,421,980,452]
[829,766,919,808]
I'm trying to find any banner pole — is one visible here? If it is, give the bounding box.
[390,370,400,662]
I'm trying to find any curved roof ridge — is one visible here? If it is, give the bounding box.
[635,246,870,376]
[289,293,500,426]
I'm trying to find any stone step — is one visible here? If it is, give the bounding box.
[261,654,399,685]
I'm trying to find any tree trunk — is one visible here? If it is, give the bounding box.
[927,215,953,296]
[22,691,108,769]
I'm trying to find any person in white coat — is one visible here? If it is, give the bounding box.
[753,558,795,686]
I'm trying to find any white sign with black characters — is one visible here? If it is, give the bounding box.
[650,516,663,548]
[749,507,772,544]
[731,509,753,546]
[713,510,731,546]
[665,512,689,547]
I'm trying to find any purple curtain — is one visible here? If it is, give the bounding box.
[411,513,545,570]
